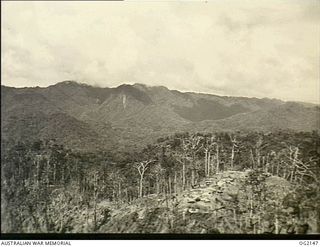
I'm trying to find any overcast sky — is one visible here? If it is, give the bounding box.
[2,0,319,103]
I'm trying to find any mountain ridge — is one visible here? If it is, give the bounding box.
[1,81,319,152]
[3,81,319,105]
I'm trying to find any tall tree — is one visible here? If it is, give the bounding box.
[134,160,155,197]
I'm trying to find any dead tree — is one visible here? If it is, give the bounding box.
[204,136,216,177]
[174,153,190,191]
[134,160,155,198]
[216,142,220,173]
[204,147,208,177]
[184,135,203,186]
[229,134,238,170]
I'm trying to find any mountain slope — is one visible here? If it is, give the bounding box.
[2,81,319,151]
[1,84,117,152]
[187,102,320,133]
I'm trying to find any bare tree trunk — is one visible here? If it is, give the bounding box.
[182,160,186,190]
[168,176,172,195]
[139,175,143,198]
[256,148,261,168]
[93,199,97,231]
[249,196,253,219]
[208,152,211,176]
[53,163,56,184]
[191,169,195,186]
[204,150,208,177]
[61,164,65,186]
[36,158,40,187]
[216,145,220,173]
[291,147,298,183]
[156,175,160,194]
[134,160,153,198]
[231,145,235,170]
[93,173,99,231]
[250,149,255,169]
[165,184,169,209]
[125,188,128,202]
[118,181,122,200]
[46,159,50,186]
[265,162,269,173]
[290,169,294,183]
[233,209,237,226]
[174,172,177,194]
[283,168,287,179]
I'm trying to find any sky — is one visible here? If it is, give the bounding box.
[1,0,319,103]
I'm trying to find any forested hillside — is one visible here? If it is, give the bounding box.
[2,131,319,234]
[2,82,319,152]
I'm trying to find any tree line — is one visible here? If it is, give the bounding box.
[1,130,319,233]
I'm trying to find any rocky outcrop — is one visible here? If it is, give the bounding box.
[97,170,316,234]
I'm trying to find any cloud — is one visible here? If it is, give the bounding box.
[1,0,319,103]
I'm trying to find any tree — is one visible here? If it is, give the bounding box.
[204,135,217,177]
[229,134,239,170]
[134,160,155,197]
[184,135,203,186]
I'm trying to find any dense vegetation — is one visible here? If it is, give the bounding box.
[173,98,249,121]
[3,83,319,154]
[1,130,319,233]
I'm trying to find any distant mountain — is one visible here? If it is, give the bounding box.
[2,81,319,151]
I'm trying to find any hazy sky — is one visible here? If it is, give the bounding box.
[2,0,319,103]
